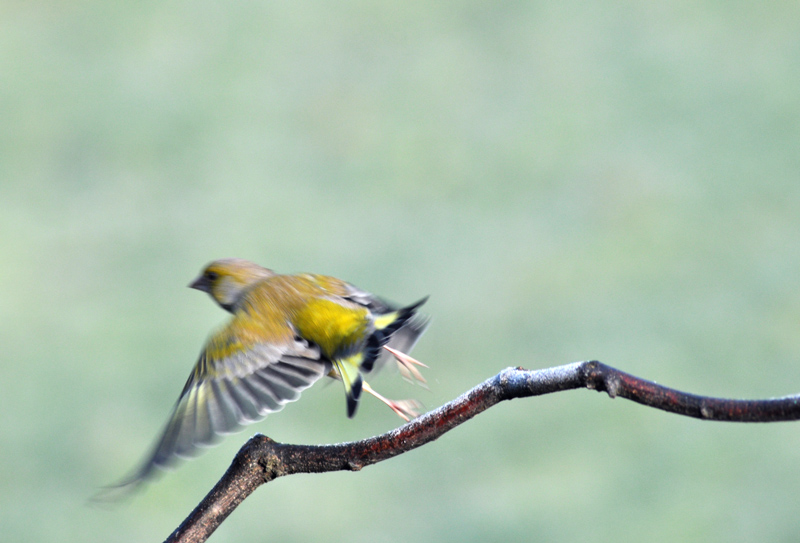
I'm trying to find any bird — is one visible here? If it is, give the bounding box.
[103,258,429,496]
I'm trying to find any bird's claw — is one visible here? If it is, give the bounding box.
[362,381,423,421]
[383,345,429,388]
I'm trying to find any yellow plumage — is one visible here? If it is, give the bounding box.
[108,258,428,493]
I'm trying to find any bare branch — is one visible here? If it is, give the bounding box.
[165,360,800,543]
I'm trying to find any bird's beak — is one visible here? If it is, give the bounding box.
[189,276,209,292]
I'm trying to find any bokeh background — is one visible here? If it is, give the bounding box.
[3,2,800,542]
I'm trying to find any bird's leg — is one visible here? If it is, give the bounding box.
[327,368,424,421]
[361,381,422,422]
[383,345,428,388]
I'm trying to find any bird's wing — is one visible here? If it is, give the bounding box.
[339,282,431,371]
[341,282,396,313]
[302,273,395,313]
[378,312,430,365]
[115,313,330,491]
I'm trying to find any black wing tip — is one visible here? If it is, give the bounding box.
[405,296,429,314]
[392,296,429,330]
[89,468,152,506]
[90,430,187,506]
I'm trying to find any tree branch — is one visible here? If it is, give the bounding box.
[165,360,800,543]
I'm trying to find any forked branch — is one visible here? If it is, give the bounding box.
[166,360,800,543]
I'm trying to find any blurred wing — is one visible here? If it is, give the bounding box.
[340,282,431,372]
[375,312,430,370]
[115,316,330,491]
[341,282,396,314]
[304,273,396,314]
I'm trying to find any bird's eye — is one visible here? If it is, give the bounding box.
[205,271,219,281]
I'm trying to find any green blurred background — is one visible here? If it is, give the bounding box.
[3,1,800,542]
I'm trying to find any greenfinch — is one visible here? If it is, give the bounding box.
[111,259,428,492]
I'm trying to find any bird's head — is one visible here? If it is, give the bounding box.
[189,258,274,312]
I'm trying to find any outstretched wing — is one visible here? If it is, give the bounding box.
[112,314,330,492]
